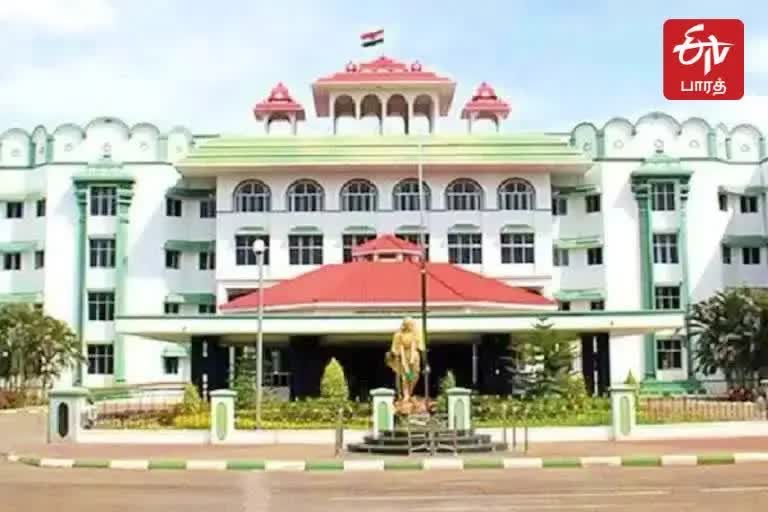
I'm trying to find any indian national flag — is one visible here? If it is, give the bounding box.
[361,29,384,48]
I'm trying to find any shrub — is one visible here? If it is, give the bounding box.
[178,383,203,415]
[437,370,456,412]
[320,358,349,401]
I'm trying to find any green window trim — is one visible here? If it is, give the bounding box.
[164,293,216,305]
[553,289,605,301]
[162,345,189,357]
[552,184,600,196]
[164,240,215,252]
[722,235,768,247]
[166,187,215,199]
[342,225,377,235]
[289,226,322,234]
[0,292,44,304]
[0,241,43,253]
[553,236,603,249]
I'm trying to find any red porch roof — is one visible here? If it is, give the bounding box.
[220,260,553,312]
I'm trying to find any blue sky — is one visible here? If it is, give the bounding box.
[0,0,766,134]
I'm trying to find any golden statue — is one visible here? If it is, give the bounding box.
[386,317,425,404]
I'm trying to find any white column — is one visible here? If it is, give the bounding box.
[447,387,472,430]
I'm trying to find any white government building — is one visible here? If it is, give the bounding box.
[1,56,765,399]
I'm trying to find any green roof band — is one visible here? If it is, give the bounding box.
[553,289,605,301]
[0,241,43,253]
[553,237,603,249]
[165,293,216,305]
[164,240,215,252]
[0,292,44,304]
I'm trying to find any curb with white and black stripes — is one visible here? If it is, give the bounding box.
[5,452,768,472]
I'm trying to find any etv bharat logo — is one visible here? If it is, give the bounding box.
[663,19,744,100]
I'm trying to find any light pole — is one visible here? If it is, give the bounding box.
[252,238,266,428]
[417,142,430,401]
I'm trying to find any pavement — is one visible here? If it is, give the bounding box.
[3,409,768,510]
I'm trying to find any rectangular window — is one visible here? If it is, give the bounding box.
[585,194,601,213]
[656,338,683,370]
[90,187,116,216]
[88,292,115,321]
[166,197,182,217]
[289,235,324,265]
[342,234,376,263]
[198,251,216,270]
[163,356,180,375]
[653,233,679,264]
[558,301,571,311]
[448,233,483,264]
[500,233,534,264]
[722,245,732,264]
[36,199,46,217]
[590,300,605,311]
[718,193,728,211]
[235,235,270,266]
[34,250,44,269]
[87,344,114,375]
[198,304,216,314]
[740,195,758,214]
[654,286,681,310]
[553,248,569,267]
[200,198,216,218]
[587,247,603,265]
[395,233,430,260]
[742,247,761,265]
[89,238,116,268]
[164,302,180,315]
[3,253,21,271]
[165,249,180,269]
[651,182,676,211]
[552,197,568,216]
[5,201,23,219]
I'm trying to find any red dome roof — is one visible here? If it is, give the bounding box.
[253,82,306,121]
[461,82,510,119]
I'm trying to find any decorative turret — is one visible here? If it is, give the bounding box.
[461,82,510,133]
[253,83,306,135]
[312,56,456,135]
[351,234,423,262]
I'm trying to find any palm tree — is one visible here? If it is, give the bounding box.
[689,289,768,389]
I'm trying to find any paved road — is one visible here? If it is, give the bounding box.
[2,460,768,512]
[4,410,768,511]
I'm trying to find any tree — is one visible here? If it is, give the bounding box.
[0,304,82,396]
[690,288,768,389]
[503,321,578,398]
[233,350,258,410]
[320,358,349,401]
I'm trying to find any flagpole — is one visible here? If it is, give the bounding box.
[418,142,430,402]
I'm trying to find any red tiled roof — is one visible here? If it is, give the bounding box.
[461,82,510,119]
[220,260,553,311]
[351,234,422,257]
[253,82,306,121]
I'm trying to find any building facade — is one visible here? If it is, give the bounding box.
[1,56,765,397]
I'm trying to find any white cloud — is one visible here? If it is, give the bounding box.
[0,0,115,34]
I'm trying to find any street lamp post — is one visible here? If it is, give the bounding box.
[252,239,266,428]
[417,143,430,401]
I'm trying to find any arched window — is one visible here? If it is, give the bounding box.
[446,178,483,211]
[287,179,324,212]
[393,179,431,211]
[234,180,271,212]
[498,179,535,210]
[340,179,378,211]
